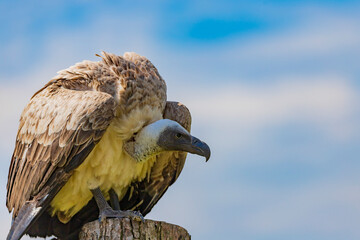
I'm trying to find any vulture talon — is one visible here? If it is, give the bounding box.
[133,211,145,223]
[99,207,144,222]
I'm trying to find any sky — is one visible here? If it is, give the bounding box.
[1,0,360,239]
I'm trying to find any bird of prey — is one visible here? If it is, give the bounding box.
[6,52,210,240]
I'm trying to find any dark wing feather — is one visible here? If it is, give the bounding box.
[120,101,191,215]
[6,84,116,218]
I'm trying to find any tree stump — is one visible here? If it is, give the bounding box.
[79,218,191,240]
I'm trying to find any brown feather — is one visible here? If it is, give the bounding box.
[7,80,117,218]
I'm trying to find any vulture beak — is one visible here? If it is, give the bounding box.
[155,121,211,161]
[187,136,211,162]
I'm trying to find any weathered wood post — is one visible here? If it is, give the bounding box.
[79,218,191,240]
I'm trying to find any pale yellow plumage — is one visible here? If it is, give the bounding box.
[51,109,163,223]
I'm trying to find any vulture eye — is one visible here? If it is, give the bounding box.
[175,133,182,139]
[129,132,138,142]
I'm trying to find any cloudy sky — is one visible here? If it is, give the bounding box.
[1,1,360,239]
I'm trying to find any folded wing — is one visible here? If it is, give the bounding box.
[6,83,116,221]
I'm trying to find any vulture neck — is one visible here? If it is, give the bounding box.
[123,119,175,162]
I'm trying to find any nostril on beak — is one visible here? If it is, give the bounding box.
[192,137,202,146]
[190,136,211,161]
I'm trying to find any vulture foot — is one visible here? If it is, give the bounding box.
[99,207,144,222]
[91,187,145,223]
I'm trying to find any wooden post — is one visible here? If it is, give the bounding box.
[79,218,191,240]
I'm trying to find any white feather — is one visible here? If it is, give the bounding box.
[132,119,188,161]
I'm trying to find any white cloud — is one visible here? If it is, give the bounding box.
[172,76,358,148]
[146,168,360,239]
[227,10,360,61]
[240,175,360,237]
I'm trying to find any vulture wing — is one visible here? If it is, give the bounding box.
[6,84,116,240]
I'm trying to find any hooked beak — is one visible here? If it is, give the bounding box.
[186,136,211,162]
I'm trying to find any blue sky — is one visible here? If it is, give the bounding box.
[1,1,360,239]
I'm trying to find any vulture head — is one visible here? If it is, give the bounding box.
[124,119,210,162]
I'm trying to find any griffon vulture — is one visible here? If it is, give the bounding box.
[6,52,210,240]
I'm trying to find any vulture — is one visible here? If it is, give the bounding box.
[6,52,210,240]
